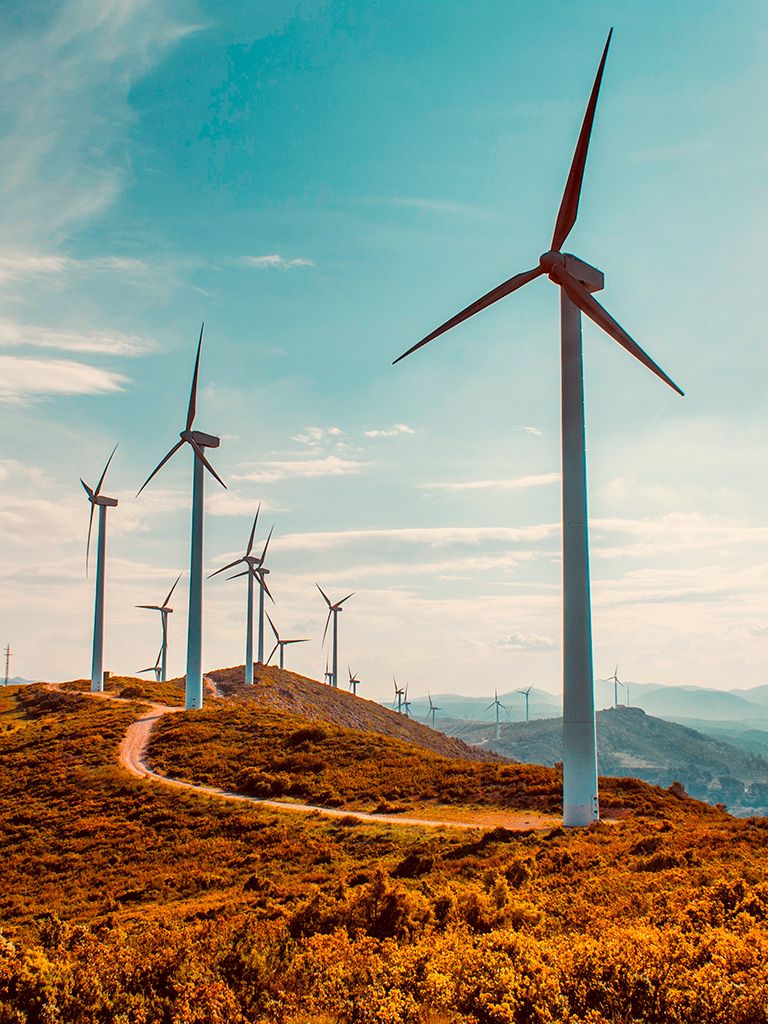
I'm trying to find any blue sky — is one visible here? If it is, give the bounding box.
[1,0,767,702]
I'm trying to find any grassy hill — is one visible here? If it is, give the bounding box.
[446,706,768,814]
[4,681,768,1021]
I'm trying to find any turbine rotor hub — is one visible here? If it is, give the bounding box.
[539,250,565,276]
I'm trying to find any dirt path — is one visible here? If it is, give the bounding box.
[91,689,556,832]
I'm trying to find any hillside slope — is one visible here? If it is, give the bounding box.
[446,706,768,814]
[208,663,504,763]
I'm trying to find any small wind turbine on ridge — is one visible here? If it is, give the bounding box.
[266,613,310,670]
[392,676,405,713]
[81,445,118,693]
[348,666,361,695]
[136,573,182,683]
[426,692,441,728]
[393,30,683,826]
[486,689,506,740]
[209,508,273,684]
[516,685,533,723]
[611,665,623,708]
[138,647,163,683]
[316,585,354,688]
[137,324,225,711]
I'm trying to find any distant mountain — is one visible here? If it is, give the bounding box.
[2,677,35,687]
[441,706,768,816]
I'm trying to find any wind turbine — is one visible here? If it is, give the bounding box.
[316,585,354,688]
[138,647,163,683]
[135,574,182,683]
[209,510,273,684]
[392,676,405,713]
[348,666,361,695]
[324,658,334,686]
[266,613,310,670]
[516,685,533,723]
[426,691,441,728]
[393,31,683,826]
[81,445,119,693]
[486,689,506,740]
[3,643,11,686]
[137,324,226,711]
[611,665,623,708]
[402,683,413,718]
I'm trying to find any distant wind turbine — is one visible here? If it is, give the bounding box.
[137,324,225,710]
[402,683,413,718]
[486,689,506,740]
[316,585,354,688]
[426,692,441,728]
[3,644,11,686]
[136,574,182,683]
[516,685,533,723]
[266,613,309,669]
[611,665,622,708]
[209,509,273,684]
[81,445,119,693]
[138,647,163,683]
[393,31,683,826]
[348,666,361,695]
[324,658,334,686]
[392,676,405,713]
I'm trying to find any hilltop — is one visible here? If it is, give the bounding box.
[447,705,768,815]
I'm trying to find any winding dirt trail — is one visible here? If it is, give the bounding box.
[99,690,556,832]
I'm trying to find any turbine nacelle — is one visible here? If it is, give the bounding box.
[182,429,220,449]
[91,495,119,507]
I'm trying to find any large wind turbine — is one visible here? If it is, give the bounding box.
[266,613,309,670]
[81,445,118,693]
[209,510,273,684]
[137,325,226,711]
[316,585,354,688]
[136,574,181,683]
[393,31,683,826]
[486,689,506,740]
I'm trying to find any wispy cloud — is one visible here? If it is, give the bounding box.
[233,456,366,484]
[520,426,543,438]
[0,252,149,285]
[0,356,127,402]
[275,524,559,552]
[422,472,559,492]
[495,631,558,652]
[239,254,314,270]
[292,426,344,447]
[0,318,154,356]
[363,423,415,438]
[351,197,487,218]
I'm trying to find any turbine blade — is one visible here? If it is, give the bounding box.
[189,436,227,489]
[551,29,613,252]
[316,584,332,608]
[336,592,355,607]
[85,501,95,577]
[137,439,184,497]
[551,264,684,396]
[255,569,274,603]
[163,573,183,607]
[135,604,163,611]
[208,557,244,579]
[225,570,250,581]
[285,638,310,645]
[80,478,94,499]
[322,609,332,646]
[485,703,495,712]
[245,504,261,556]
[267,642,279,664]
[258,525,274,565]
[266,612,280,642]
[186,323,204,431]
[393,266,544,364]
[94,443,119,498]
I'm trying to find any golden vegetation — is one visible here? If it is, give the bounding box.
[60,673,185,706]
[2,684,768,1022]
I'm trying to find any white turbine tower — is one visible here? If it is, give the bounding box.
[209,510,273,684]
[137,325,226,711]
[136,574,182,683]
[486,689,506,740]
[393,31,683,826]
[426,692,441,728]
[516,685,533,723]
[138,647,163,683]
[266,613,310,670]
[611,665,623,708]
[81,445,119,693]
[348,666,361,695]
[316,585,354,688]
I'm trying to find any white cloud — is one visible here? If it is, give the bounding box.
[0,356,127,401]
[422,472,560,492]
[274,524,559,552]
[233,456,366,484]
[239,254,314,270]
[521,426,543,437]
[0,252,149,284]
[0,318,153,356]
[363,423,416,438]
[292,426,344,447]
[495,631,558,652]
